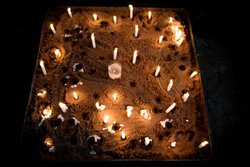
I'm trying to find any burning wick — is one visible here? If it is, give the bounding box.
[113,47,118,60]
[159,35,164,44]
[73,91,79,100]
[108,63,122,79]
[134,25,139,37]
[182,92,189,102]
[190,71,198,78]
[128,4,133,19]
[148,11,152,20]
[37,89,47,98]
[95,102,106,110]
[144,137,152,146]
[113,15,117,24]
[40,60,47,75]
[165,102,176,113]
[168,17,173,24]
[121,131,126,140]
[54,49,61,58]
[67,7,72,18]
[167,79,173,91]
[50,23,56,34]
[112,93,117,100]
[154,65,161,77]
[103,115,109,123]
[171,141,176,147]
[132,50,138,64]
[198,141,209,149]
[93,13,98,21]
[91,33,96,48]
[44,137,54,148]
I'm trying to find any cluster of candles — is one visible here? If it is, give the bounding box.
[38,5,209,152]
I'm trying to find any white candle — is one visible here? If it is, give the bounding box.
[108,62,122,79]
[159,35,164,44]
[132,50,138,64]
[54,49,61,58]
[103,115,109,123]
[113,15,117,24]
[91,33,96,48]
[198,141,209,149]
[182,92,189,102]
[126,106,133,117]
[128,4,133,19]
[190,71,198,78]
[144,137,152,146]
[140,109,151,120]
[134,25,139,37]
[167,79,173,91]
[168,17,173,24]
[160,119,172,128]
[57,114,64,122]
[59,102,68,113]
[37,89,46,98]
[93,13,98,21]
[154,65,161,77]
[40,60,47,75]
[72,117,80,125]
[50,23,56,34]
[121,131,126,140]
[113,47,118,60]
[165,102,176,113]
[42,108,52,119]
[171,141,176,147]
[148,11,152,20]
[95,102,106,110]
[73,91,79,100]
[172,26,184,46]
[67,7,72,18]
[112,93,117,100]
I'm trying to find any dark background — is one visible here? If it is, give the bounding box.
[6,0,248,166]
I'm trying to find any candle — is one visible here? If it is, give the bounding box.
[37,89,46,98]
[148,11,152,20]
[165,102,176,113]
[170,141,176,147]
[113,47,118,60]
[93,13,98,21]
[112,93,117,100]
[126,105,133,117]
[159,35,164,44]
[108,62,122,79]
[113,15,117,24]
[144,137,152,146]
[73,91,79,100]
[167,79,173,91]
[54,49,61,58]
[168,17,173,24]
[91,33,96,48]
[154,65,161,77]
[72,117,80,125]
[42,108,52,119]
[140,109,151,120]
[50,23,56,34]
[160,119,172,128]
[95,102,106,110]
[40,60,47,75]
[132,50,138,64]
[103,115,109,123]
[198,141,209,149]
[59,102,68,113]
[182,92,189,102]
[190,71,198,78]
[44,137,53,148]
[67,7,72,18]
[172,26,184,46]
[57,114,64,122]
[128,4,133,19]
[134,25,139,37]
[121,131,126,140]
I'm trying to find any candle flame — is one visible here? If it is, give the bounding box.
[73,91,79,100]
[198,141,209,149]
[93,13,98,21]
[112,93,117,100]
[121,131,126,140]
[44,137,53,148]
[103,115,109,123]
[171,141,176,147]
[148,11,152,20]
[54,49,61,58]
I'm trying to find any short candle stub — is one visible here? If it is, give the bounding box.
[108,62,122,79]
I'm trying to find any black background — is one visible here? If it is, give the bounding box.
[5,0,248,166]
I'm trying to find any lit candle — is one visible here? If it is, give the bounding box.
[167,79,173,91]
[132,50,138,64]
[91,33,96,48]
[140,109,151,120]
[57,114,64,122]
[144,137,152,146]
[154,65,161,77]
[50,23,56,34]
[121,131,126,140]
[198,141,209,149]
[40,60,47,75]
[113,15,117,24]
[73,91,79,100]
[160,119,172,128]
[165,102,176,113]
[67,7,72,18]
[103,115,109,123]
[134,25,139,37]
[190,71,198,78]
[95,102,106,110]
[148,11,152,20]
[172,26,184,46]
[72,117,80,125]
[168,17,173,24]
[126,106,133,117]
[182,92,189,102]
[171,141,176,147]
[128,4,133,19]
[112,93,117,100]
[159,35,164,44]
[37,89,47,98]
[42,108,52,119]
[59,102,68,113]
[54,49,61,58]
[108,62,122,79]
[113,47,118,60]
[93,13,98,21]
[44,137,53,148]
